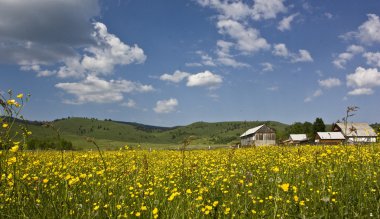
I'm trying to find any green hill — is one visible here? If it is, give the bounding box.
[17,117,288,150]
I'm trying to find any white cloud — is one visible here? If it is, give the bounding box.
[304,89,323,102]
[261,62,274,72]
[273,43,313,63]
[160,70,190,83]
[216,40,250,67]
[278,13,299,32]
[196,51,217,66]
[346,67,380,89]
[332,45,365,69]
[186,70,223,88]
[21,22,146,78]
[267,86,279,91]
[324,12,333,19]
[251,0,287,21]
[363,52,380,67]
[55,75,154,104]
[196,0,286,21]
[217,19,270,54]
[290,49,313,63]
[76,22,146,77]
[272,43,289,57]
[348,88,374,96]
[318,78,342,88]
[153,98,178,114]
[121,99,137,108]
[341,14,380,45]
[196,0,252,21]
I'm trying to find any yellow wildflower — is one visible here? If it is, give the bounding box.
[10,145,19,153]
[280,183,290,192]
[17,94,23,99]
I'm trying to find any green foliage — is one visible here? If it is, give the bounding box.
[16,118,289,149]
[27,138,73,150]
[313,118,326,136]
[285,122,313,139]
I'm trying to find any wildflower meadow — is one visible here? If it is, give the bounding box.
[1,92,380,218]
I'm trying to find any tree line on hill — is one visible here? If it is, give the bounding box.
[283,117,326,141]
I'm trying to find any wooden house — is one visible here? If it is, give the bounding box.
[240,124,276,146]
[332,122,377,144]
[283,134,308,145]
[315,132,345,145]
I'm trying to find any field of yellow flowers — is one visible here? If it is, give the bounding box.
[1,145,380,218]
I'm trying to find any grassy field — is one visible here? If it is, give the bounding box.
[1,144,380,218]
[20,117,289,149]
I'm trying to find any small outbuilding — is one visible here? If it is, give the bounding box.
[315,132,345,145]
[240,124,276,146]
[283,134,308,145]
[332,122,377,144]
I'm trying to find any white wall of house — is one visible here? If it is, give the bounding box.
[347,137,376,143]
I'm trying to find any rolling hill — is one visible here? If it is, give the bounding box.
[17,117,289,150]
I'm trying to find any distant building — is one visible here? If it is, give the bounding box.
[332,122,377,144]
[240,124,276,146]
[283,134,308,145]
[315,132,345,145]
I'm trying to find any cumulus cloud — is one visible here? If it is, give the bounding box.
[278,13,299,31]
[363,52,380,67]
[272,43,289,57]
[348,88,374,96]
[121,99,137,108]
[290,50,313,63]
[216,40,250,67]
[341,14,380,45]
[318,78,342,89]
[160,70,190,83]
[217,19,270,54]
[0,0,99,65]
[346,67,380,95]
[153,98,178,114]
[251,0,287,21]
[196,0,286,21]
[332,45,364,69]
[273,43,313,63]
[21,22,146,78]
[347,67,380,88]
[304,89,323,102]
[196,0,252,21]
[186,70,223,88]
[55,75,154,104]
[261,62,274,72]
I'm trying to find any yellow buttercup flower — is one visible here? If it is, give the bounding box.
[17,93,23,99]
[280,183,290,192]
[10,145,19,153]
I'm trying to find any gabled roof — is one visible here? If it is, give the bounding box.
[317,132,345,140]
[290,134,308,141]
[240,125,264,137]
[334,123,376,137]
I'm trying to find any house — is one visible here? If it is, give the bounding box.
[240,124,276,146]
[315,132,345,145]
[283,134,308,145]
[332,122,377,144]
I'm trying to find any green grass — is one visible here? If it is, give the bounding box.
[19,117,289,150]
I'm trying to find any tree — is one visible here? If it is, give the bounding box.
[313,118,326,136]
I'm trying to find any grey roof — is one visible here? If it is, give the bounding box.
[335,123,376,137]
[317,132,345,140]
[290,134,308,141]
[240,124,264,137]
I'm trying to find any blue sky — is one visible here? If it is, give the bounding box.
[1,0,380,126]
